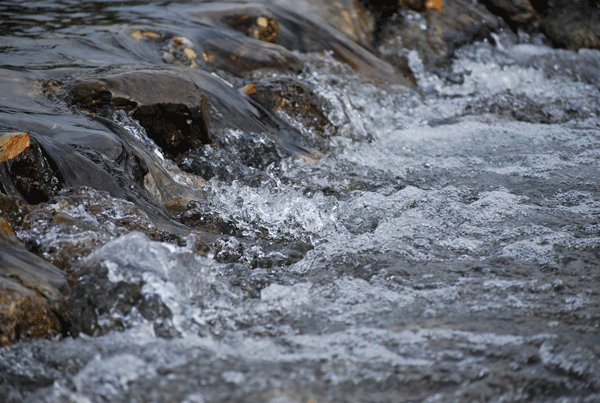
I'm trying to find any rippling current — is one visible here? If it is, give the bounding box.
[1,1,600,402]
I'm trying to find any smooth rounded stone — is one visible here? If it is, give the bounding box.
[539,0,600,50]
[0,217,67,347]
[479,0,537,26]
[379,0,502,71]
[65,69,211,158]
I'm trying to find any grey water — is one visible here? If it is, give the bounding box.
[1,1,600,402]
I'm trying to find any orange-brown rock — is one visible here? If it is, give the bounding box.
[0,218,68,347]
[0,278,63,347]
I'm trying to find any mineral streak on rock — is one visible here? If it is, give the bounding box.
[0,134,63,204]
[0,132,31,164]
[425,0,443,11]
[66,69,212,158]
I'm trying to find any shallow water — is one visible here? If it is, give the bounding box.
[1,1,600,402]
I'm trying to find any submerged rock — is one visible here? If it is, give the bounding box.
[67,232,194,338]
[184,1,411,85]
[278,0,378,48]
[0,132,31,164]
[66,69,212,158]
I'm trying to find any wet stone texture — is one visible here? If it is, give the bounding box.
[0,215,68,347]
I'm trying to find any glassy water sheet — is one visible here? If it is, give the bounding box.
[1,18,600,403]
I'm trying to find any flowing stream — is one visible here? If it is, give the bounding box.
[1,1,600,402]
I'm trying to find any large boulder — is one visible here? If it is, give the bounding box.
[66,69,212,158]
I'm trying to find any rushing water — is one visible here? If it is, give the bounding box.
[1,1,600,402]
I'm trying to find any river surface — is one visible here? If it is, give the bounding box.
[1,1,600,402]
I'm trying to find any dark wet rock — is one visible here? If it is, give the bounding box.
[0,132,128,205]
[67,254,175,338]
[378,0,502,72]
[479,0,537,27]
[0,217,68,347]
[0,135,62,204]
[65,69,211,158]
[183,68,321,162]
[67,233,179,338]
[0,193,29,227]
[291,0,378,48]
[397,0,428,11]
[182,1,411,85]
[539,0,600,50]
[277,7,412,86]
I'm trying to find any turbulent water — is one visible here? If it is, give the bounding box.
[1,1,600,402]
